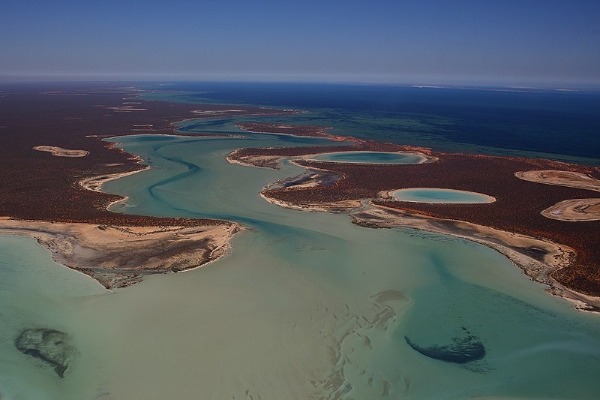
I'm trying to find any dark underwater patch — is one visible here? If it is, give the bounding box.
[405,328,485,364]
[15,328,78,378]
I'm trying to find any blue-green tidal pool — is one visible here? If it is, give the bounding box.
[391,188,496,204]
[308,151,426,165]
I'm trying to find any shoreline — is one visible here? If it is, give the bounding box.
[258,189,600,313]
[226,148,287,169]
[352,204,600,313]
[77,142,151,212]
[0,217,242,289]
[79,165,149,193]
[227,148,436,170]
[259,191,362,213]
[235,122,357,143]
[249,146,600,313]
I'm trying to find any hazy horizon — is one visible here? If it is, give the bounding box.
[1,73,600,91]
[2,1,599,88]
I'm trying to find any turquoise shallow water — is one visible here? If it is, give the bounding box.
[392,188,495,204]
[2,127,600,398]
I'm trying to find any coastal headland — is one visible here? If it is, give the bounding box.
[0,217,240,288]
[0,84,293,287]
[228,122,600,311]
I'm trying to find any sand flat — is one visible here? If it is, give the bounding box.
[515,170,600,192]
[0,217,241,288]
[541,198,600,221]
[33,146,89,157]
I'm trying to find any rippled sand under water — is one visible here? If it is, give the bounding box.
[1,133,600,399]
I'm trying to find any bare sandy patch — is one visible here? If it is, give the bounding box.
[105,106,147,112]
[541,198,600,221]
[79,166,149,193]
[33,146,89,157]
[515,170,600,192]
[226,150,284,169]
[0,217,241,289]
[78,150,149,209]
[260,192,362,213]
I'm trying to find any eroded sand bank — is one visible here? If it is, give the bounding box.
[351,204,600,312]
[541,198,600,221]
[516,170,600,222]
[516,170,600,192]
[0,217,241,289]
[79,168,149,193]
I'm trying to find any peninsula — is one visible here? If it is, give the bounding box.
[228,122,600,311]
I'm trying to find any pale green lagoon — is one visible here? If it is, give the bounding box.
[308,151,426,164]
[391,188,496,204]
[1,132,600,399]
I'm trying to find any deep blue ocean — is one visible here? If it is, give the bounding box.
[147,82,600,164]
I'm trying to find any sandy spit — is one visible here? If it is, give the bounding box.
[351,204,600,313]
[0,217,241,289]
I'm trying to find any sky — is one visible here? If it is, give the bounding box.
[1,0,599,86]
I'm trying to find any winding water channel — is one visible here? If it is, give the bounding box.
[1,127,600,399]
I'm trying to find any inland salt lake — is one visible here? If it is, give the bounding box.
[1,84,600,399]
